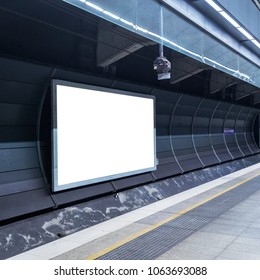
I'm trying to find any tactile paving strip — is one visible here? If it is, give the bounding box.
[98,178,260,260]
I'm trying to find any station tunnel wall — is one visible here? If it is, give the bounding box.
[0,57,259,222]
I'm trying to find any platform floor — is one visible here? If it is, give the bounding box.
[10,164,260,260]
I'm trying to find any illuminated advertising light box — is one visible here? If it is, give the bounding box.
[52,80,156,192]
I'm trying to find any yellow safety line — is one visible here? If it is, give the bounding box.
[85,172,260,260]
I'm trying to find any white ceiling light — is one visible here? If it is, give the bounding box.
[205,0,260,49]
[219,11,240,28]
[237,27,254,40]
[85,1,103,12]
[252,0,260,10]
[205,0,222,12]
[103,10,120,20]
[252,40,260,48]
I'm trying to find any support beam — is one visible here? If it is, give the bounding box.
[209,71,237,95]
[235,83,259,100]
[253,90,260,105]
[97,21,150,67]
[170,56,206,84]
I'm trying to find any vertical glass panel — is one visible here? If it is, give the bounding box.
[202,33,240,78]
[62,0,260,87]
[163,6,202,60]
[239,56,260,86]
[63,0,138,34]
[136,0,161,38]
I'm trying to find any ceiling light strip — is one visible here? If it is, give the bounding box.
[205,0,260,49]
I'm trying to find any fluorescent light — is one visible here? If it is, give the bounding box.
[103,10,120,20]
[136,26,149,33]
[219,11,240,28]
[85,2,103,12]
[252,0,260,10]
[237,27,254,40]
[205,0,222,11]
[252,39,260,48]
[204,0,259,48]
[120,18,134,27]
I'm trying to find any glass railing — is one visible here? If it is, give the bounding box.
[63,0,260,88]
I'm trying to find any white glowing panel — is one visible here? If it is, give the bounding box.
[52,80,156,192]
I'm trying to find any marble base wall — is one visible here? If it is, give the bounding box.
[1,154,260,259]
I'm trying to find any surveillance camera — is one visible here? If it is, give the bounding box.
[153,56,171,74]
[153,56,171,80]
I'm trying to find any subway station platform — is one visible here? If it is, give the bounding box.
[9,163,260,260]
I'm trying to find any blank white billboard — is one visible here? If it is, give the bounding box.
[52,80,156,192]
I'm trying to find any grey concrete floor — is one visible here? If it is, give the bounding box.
[157,190,260,260]
[52,169,260,260]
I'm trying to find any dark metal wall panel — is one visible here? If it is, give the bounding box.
[171,95,204,171]
[253,113,260,148]
[0,147,39,173]
[242,108,255,155]
[193,99,219,166]
[210,103,233,162]
[0,104,37,126]
[153,162,183,179]
[0,168,42,185]
[0,57,51,85]
[236,107,252,156]
[0,188,55,222]
[224,105,243,159]
[237,135,252,156]
[111,80,153,95]
[0,57,259,222]
[55,69,114,89]
[246,110,260,154]
[0,80,43,105]
[112,173,154,191]
[0,127,36,142]
[156,114,171,128]
[0,178,45,196]
[0,58,52,222]
[156,136,173,163]
[54,181,115,204]
[155,93,183,176]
